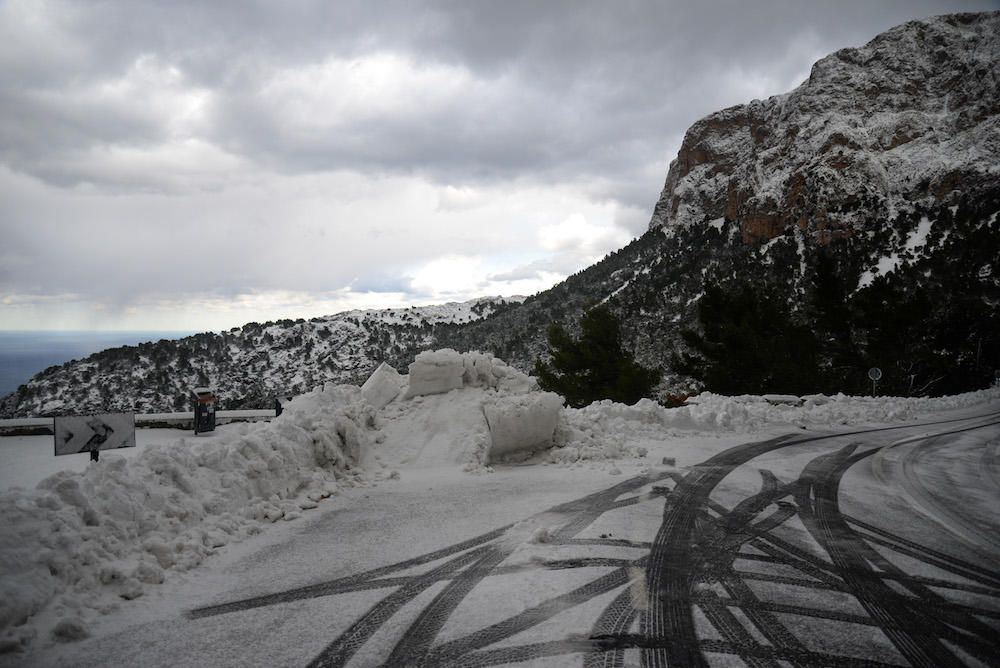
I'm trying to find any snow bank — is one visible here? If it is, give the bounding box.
[0,384,377,653]
[483,393,564,462]
[683,388,1000,430]
[406,349,465,397]
[549,387,1000,463]
[374,352,542,470]
[406,349,534,397]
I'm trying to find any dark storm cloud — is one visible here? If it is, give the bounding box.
[3,0,998,329]
[4,0,996,199]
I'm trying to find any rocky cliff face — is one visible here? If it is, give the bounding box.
[649,12,1000,243]
[447,11,1000,397]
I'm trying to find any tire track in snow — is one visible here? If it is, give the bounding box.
[642,412,1000,668]
[795,440,1000,667]
[183,409,1000,667]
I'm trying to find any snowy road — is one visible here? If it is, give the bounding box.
[22,410,1000,667]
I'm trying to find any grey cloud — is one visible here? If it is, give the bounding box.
[487,253,606,283]
[5,0,995,202]
[487,264,550,283]
[349,274,414,294]
[3,0,999,326]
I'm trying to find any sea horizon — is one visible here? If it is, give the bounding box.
[0,330,197,397]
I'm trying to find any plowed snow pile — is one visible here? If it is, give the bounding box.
[1,347,998,654]
[0,385,375,653]
[551,389,1000,463]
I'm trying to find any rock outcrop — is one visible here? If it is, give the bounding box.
[649,12,1000,244]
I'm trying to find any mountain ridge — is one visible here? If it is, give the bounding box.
[649,11,999,243]
[3,10,999,417]
[0,297,520,416]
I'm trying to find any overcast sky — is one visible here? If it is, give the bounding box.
[2,0,996,331]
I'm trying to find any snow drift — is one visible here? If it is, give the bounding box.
[1,344,997,654]
[0,350,551,652]
[0,384,375,652]
[376,351,555,468]
[549,388,1000,464]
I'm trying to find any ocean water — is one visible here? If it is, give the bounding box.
[0,331,196,397]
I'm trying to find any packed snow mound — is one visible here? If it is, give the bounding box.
[361,362,403,410]
[374,351,548,469]
[406,349,534,397]
[484,392,564,462]
[375,390,495,471]
[0,384,377,652]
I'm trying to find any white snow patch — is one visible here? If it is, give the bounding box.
[904,216,934,253]
[857,216,934,290]
[758,236,784,256]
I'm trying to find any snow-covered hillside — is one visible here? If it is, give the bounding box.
[0,297,521,418]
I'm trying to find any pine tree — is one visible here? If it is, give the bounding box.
[675,283,819,395]
[534,306,660,408]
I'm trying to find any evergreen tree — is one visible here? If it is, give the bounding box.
[809,252,864,392]
[534,306,660,408]
[675,283,819,395]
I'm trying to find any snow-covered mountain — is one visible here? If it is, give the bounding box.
[649,12,999,242]
[3,11,999,416]
[440,11,1000,396]
[0,298,521,417]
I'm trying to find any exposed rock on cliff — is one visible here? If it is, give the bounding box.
[649,12,1000,244]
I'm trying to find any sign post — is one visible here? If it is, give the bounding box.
[868,367,882,396]
[54,414,136,461]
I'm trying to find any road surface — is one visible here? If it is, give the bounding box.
[22,409,1000,667]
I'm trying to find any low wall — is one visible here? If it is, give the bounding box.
[0,410,277,436]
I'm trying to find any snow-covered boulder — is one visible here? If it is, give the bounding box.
[361,362,403,409]
[483,392,564,462]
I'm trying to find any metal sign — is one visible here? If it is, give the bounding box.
[868,367,882,381]
[54,413,136,457]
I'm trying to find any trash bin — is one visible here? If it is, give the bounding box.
[191,387,217,435]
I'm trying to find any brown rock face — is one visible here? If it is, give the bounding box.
[649,11,1000,245]
[740,215,785,245]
